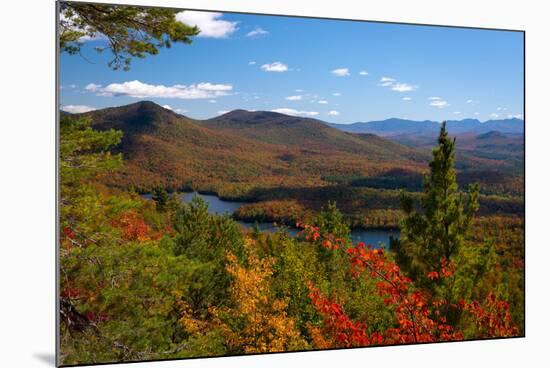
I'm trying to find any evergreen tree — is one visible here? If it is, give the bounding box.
[315,201,350,240]
[313,201,351,292]
[391,122,480,291]
[59,115,123,247]
[152,187,169,212]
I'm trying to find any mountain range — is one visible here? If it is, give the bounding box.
[329,117,524,136]
[69,101,428,192]
[63,101,523,197]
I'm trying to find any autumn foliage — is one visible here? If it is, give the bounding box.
[213,244,307,353]
[462,293,519,338]
[59,116,523,365]
[177,239,307,354]
[110,210,161,242]
[307,284,382,347]
[299,223,518,348]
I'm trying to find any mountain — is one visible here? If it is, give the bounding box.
[477,131,506,140]
[203,110,428,162]
[72,102,429,193]
[474,118,524,134]
[330,117,524,136]
[329,118,439,135]
[389,129,524,170]
[75,101,297,190]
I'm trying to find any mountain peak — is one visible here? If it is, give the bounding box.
[80,100,194,137]
[209,109,314,126]
[126,100,171,112]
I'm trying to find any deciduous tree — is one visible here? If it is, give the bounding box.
[211,241,308,353]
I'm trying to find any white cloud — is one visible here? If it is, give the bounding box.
[507,113,524,119]
[59,12,107,43]
[490,113,500,118]
[175,108,188,114]
[61,104,97,113]
[176,11,238,38]
[466,99,473,103]
[391,83,416,92]
[295,89,304,93]
[497,107,508,111]
[331,68,350,77]
[78,33,106,42]
[84,83,102,92]
[261,62,288,72]
[286,95,303,101]
[359,70,369,76]
[209,99,217,103]
[332,92,341,97]
[271,108,319,117]
[429,97,450,108]
[474,112,480,116]
[379,77,417,92]
[248,61,256,65]
[318,100,329,104]
[379,77,396,86]
[196,82,233,92]
[162,104,173,110]
[217,110,230,115]
[402,97,412,101]
[246,27,269,37]
[88,80,233,100]
[453,111,461,115]
[328,110,340,116]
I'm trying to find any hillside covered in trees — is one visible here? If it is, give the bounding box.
[59,114,524,365]
[67,101,523,231]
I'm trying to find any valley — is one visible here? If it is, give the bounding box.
[71,101,524,230]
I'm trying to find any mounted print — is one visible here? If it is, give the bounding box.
[57,1,525,366]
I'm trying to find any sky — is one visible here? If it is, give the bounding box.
[59,9,524,124]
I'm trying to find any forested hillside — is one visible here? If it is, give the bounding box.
[75,101,429,194]
[59,115,524,365]
[68,101,524,229]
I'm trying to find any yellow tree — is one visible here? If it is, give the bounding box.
[215,240,308,353]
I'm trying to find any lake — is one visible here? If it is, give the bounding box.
[146,192,399,248]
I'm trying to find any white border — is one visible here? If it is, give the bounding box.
[1,1,548,367]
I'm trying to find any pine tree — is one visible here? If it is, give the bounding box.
[315,201,350,240]
[391,122,480,291]
[59,3,199,70]
[152,187,169,212]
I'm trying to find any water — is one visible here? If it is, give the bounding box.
[145,192,398,247]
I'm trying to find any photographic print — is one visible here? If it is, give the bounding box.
[58,1,524,365]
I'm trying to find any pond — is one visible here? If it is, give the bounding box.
[146,192,399,248]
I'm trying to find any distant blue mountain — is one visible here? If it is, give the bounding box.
[329,118,524,136]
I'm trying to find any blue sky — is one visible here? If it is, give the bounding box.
[60,10,524,124]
